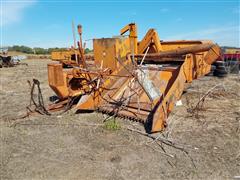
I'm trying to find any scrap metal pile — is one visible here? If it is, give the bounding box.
[46,23,221,133]
[0,47,27,68]
[0,48,14,68]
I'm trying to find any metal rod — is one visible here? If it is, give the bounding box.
[140,46,150,66]
[72,20,78,64]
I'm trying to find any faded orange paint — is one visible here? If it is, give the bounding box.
[47,23,221,133]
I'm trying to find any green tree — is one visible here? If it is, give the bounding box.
[33,47,48,54]
[84,48,93,54]
[9,45,34,54]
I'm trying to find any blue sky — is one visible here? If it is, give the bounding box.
[1,0,239,48]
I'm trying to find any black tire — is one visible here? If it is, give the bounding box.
[213,69,228,77]
[213,71,227,77]
[206,65,216,76]
[217,65,227,71]
[211,65,216,71]
[214,61,226,67]
[215,69,228,74]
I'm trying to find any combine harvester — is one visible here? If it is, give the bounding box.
[46,23,221,133]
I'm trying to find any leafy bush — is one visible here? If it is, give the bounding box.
[8,45,93,55]
[33,47,48,54]
[84,48,93,54]
[9,45,34,54]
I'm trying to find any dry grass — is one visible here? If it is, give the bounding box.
[0,59,239,180]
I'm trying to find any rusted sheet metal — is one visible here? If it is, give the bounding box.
[134,43,220,61]
[47,23,221,133]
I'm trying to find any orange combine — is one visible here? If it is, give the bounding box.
[47,23,221,133]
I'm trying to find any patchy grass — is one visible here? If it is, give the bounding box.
[1,59,239,180]
[104,118,121,131]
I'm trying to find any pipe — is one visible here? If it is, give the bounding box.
[134,43,215,60]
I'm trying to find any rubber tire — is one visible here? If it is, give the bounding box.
[206,65,216,76]
[213,69,228,77]
[217,65,227,71]
[216,73,227,78]
[215,69,228,74]
[214,61,226,67]
[213,71,227,77]
[211,65,216,71]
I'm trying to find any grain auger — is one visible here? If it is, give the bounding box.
[47,23,221,133]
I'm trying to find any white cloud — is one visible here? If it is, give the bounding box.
[166,26,240,47]
[1,0,36,26]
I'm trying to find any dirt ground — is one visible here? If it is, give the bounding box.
[0,59,239,180]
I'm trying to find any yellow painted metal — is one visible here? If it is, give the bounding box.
[51,49,79,61]
[93,37,130,71]
[224,48,240,54]
[47,23,221,133]
[161,40,204,51]
[48,64,69,99]
[138,29,162,53]
[51,49,79,66]
[120,23,138,54]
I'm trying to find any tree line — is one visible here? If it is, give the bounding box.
[8,45,92,55]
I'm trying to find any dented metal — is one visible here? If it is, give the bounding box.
[47,23,221,133]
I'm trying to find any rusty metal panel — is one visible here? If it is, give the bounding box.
[93,37,130,71]
[46,23,221,133]
[51,49,79,61]
[48,63,69,99]
[161,40,203,51]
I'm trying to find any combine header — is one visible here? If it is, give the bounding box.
[47,23,221,133]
